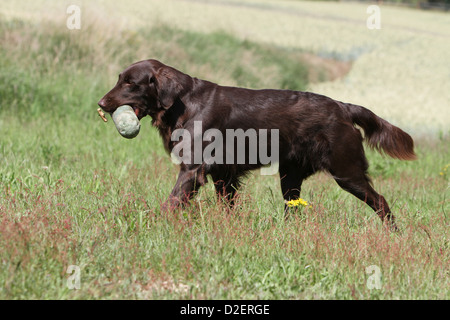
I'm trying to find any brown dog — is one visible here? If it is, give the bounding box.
[98,59,416,230]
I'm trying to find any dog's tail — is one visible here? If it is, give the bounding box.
[341,102,416,160]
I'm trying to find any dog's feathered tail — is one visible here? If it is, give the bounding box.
[342,103,416,160]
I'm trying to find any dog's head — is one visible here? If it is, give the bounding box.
[98,59,190,120]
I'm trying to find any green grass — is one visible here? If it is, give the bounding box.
[0,10,449,300]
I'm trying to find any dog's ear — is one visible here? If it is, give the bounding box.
[152,68,183,109]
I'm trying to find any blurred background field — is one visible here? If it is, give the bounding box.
[0,0,448,299]
[2,0,449,135]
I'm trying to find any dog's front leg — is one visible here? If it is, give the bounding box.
[161,165,206,212]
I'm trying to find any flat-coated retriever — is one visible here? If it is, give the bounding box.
[98,59,416,230]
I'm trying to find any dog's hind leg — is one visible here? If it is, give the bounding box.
[328,126,398,231]
[331,170,397,230]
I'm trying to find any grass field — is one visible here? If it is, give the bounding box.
[0,0,449,299]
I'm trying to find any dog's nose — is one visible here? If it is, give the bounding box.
[98,98,107,109]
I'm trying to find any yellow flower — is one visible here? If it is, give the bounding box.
[439,164,449,178]
[286,198,309,207]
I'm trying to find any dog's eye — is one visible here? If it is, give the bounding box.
[124,78,136,86]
